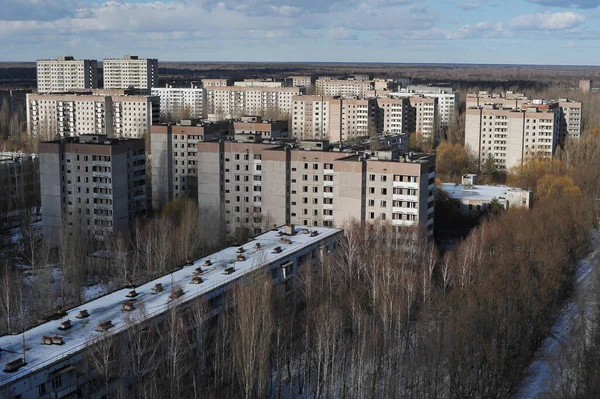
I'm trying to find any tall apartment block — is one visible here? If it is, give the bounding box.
[465,105,560,170]
[579,79,592,93]
[151,84,206,121]
[315,78,373,98]
[0,153,40,216]
[26,93,160,138]
[291,96,377,142]
[395,85,457,128]
[375,97,414,135]
[36,56,98,93]
[466,91,582,144]
[232,116,289,139]
[150,121,231,210]
[205,86,302,120]
[103,55,158,94]
[39,135,147,240]
[197,139,435,236]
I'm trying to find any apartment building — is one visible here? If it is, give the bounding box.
[150,121,230,210]
[315,78,373,98]
[465,105,560,170]
[36,56,98,93]
[409,96,439,142]
[579,79,592,93]
[151,84,206,121]
[202,78,232,87]
[291,96,376,142]
[391,85,456,129]
[0,225,341,399]
[206,86,302,120]
[291,95,340,140]
[287,76,312,87]
[197,139,435,236]
[26,93,160,138]
[103,55,158,94]
[466,92,582,142]
[232,116,289,139]
[557,99,582,140]
[39,135,146,240]
[376,97,414,134]
[234,79,283,88]
[0,153,40,216]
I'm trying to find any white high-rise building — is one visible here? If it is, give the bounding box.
[465,105,560,170]
[26,93,160,139]
[103,55,158,94]
[152,84,206,121]
[36,56,98,93]
[391,85,457,128]
[206,86,302,120]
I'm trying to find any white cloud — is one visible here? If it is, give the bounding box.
[510,11,586,30]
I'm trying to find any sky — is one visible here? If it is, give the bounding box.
[0,0,599,64]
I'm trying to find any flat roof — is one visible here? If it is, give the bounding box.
[0,225,340,386]
[440,183,528,202]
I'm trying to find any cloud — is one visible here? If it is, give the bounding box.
[459,1,482,10]
[510,11,586,29]
[327,26,358,40]
[526,0,600,8]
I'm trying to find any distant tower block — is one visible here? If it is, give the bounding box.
[579,79,592,93]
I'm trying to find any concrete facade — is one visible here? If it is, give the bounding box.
[103,55,158,94]
[36,56,98,93]
[315,78,373,98]
[151,85,206,121]
[197,140,435,236]
[150,122,230,211]
[465,105,559,170]
[206,87,302,120]
[26,93,160,139]
[39,135,147,241]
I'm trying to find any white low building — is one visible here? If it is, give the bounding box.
[440,174,531,216]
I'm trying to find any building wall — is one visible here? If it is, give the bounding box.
[195,142,435,236]
[315,79,372,98]
[26,94,159,139]
[37,57,98,93]
[103,56,158,94]
[206,87,301,120]
[465,107,559,170]
[151,87,206,120]
[39,137,146,241]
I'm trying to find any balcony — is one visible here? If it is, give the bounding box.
[392,194,418,202]
[393,181,419,189]
[323,191,334,199]
[392,207,419,215]
[392,219,416,227]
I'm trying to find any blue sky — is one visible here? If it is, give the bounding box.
[0,0,599,64]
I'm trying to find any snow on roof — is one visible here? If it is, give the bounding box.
[440,183,527,202]
[0,225,341,386]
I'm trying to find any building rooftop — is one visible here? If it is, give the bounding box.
[440,183,529,202]
[0,225,340,387]
[41,135,143,146]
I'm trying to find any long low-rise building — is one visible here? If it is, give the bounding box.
[0,225,341,399]
[206,86,303,120]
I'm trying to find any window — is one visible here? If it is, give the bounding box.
[368,199,374,206]
[381,188,387,195]
[381,175,387,182]
[369,174,375,181]
[369,187,375,194]
[380,200,387,207]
